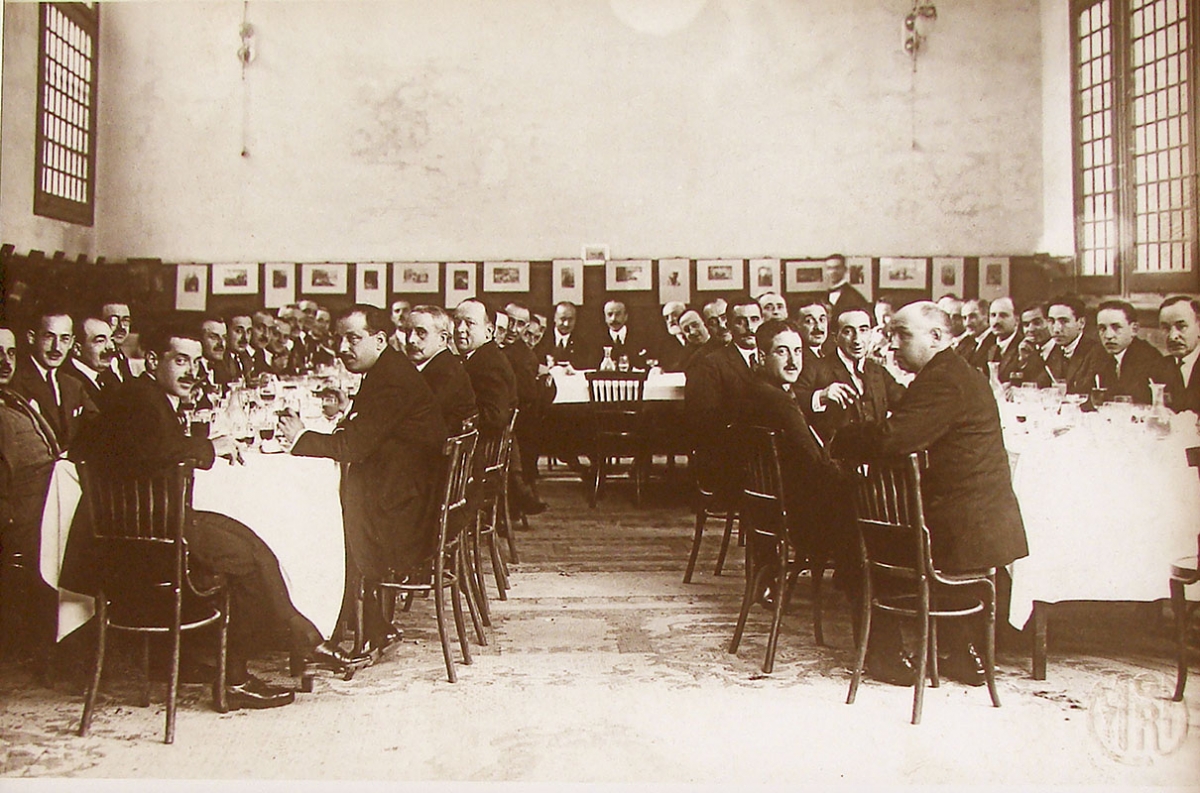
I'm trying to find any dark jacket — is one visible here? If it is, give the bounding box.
[1173,355,1200,413]
[419,348,478,434]
[462,341,517,434]
[535,330,588,370]
[592,326,649,370]
[827,283,871,318]
[684,343,759,496]
[60,360,119,415]
[988,334,1022,383]
[1045,335,1108,395]
[10,357,98,450]
[1097,336,1184,406]
[794,351,906,444]
[290,346,447,577]
[832,348,1028,572]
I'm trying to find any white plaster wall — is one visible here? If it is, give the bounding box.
[0,2,97,259]
[94,0,1046,262]
[1039,0,1075,256]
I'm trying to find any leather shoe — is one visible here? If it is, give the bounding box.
[307,641,370,673]
[523,499,548,516]
[865,650,917,687]
[226,675,295,710]
[360,626,403,657]
[940,643,986,687]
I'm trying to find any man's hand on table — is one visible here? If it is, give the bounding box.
[278,411,306,444]
[212,434,246,465]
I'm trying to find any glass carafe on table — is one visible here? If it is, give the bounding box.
[599,347,617,371]
[1148,381,1172,438]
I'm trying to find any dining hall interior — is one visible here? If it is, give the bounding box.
[1,0,1199,787]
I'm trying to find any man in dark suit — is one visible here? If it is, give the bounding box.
[701,298,732,347]
[825,254,870,317]
[653,301,689,371]
[1094,300,1183,405]
[1045,295,1106,395]
[795,307,906,444]
[454,299,517,435]
[61,312,121,414]
[220,312,254,385]
[832,301,1028,687]
[666,310,711,373]
[197,315,231,389]
[685,297,763,498]
[535,301,588,369]
[757,292,789,322]
[986,297,1022,383]
[247,309,275,377]
[281,305,447,655]
[11,309,97,450]
[1013,303,1055,388]
[100,301,135,383]
[956,298,994,370]
[595,300,648,370]
[501,302,553,514]
[797,300,835,367]
[407,305,477,433]
[1159,295,1200,413]
[74,321,357,708]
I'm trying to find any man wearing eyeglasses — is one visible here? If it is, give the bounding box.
[100,300,136,382]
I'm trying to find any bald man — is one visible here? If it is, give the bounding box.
[832,302,1027,688]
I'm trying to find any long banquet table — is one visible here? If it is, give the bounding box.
[1002,400,1200,678]
[40,452,346,641]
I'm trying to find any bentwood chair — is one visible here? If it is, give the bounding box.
[728,427,826,673]
[846,452,1001,725]
[372,430,479,683]
[683,425,740,583]
[471,409,521,622]
[1171,448,1200,701]
[585,371,650,507]
[75,460,230,744]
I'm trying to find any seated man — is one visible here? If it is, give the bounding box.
[1013,302,1055,388]
[741,319,857,593]
[655,301,688,370]
[956,298,994,371]
[1159,296,1200,413]
[406,305,477,433]
[1045,295,1106,395]
[832,302,1029,687]
[666,310,711,373]
[501,302,552,516]
[1095,299,1183,405]
[986,297,1022,383]
[795,307,906,444]
[280,306,447,656]
[11,307,97,450]
[73,322,359,709]
[701,298,731,349]
[757,292,788,322]
[597,299,647,370]
[796,300,834,364]
[61,311,120,414]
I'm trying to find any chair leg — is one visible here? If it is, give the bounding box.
[928,616,940,688]
[846,577,871,706]
[589,455,602,508]
[984,579,1001,708]
[432,563,456,683]
[913,586,930,726]
[812,560,825,647]
[714,513,735,577]
[1172,577,1189,701]
[165,621,181,745]
[763,542,789,674]
[459,546,487,646]
[214,590,229,712]
[729,541,760,655]
[79,597,107,737]
[683,509,706,584]
[352,579,367,655]
[486,520,509,600]
[139,634,152,708]
[503,490,522,566]
[449,575,472,667]
[470,519,492,627]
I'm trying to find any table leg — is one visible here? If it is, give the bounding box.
[1171,578,1187,702]
[1032,601,1047,681]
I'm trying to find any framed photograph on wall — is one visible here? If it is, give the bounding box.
[483,261,530,292]
[211,263,259,295]
[696,259,744,291]
[931,257,965,301]
[175,264,207,312]
[748,258,781,299]
[264,263,296,308]
[302,263,348,295]
[606,259,652,291]
[846,256,874,303]
[879,258,928,290]
[355,263,387,308]
[978,256,1010,301]
[581,244,609,266]
[444,262,477,307]
[552,259,584,306]
[392,262,439,294]
[783,259,827,293]
[657,258,690,304]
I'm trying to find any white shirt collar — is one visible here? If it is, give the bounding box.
[554,330,571,345]
[72,358,104,387]
[735,345,756,368]
[1039,339,1056,360]
[1062,334,1083,357]
[165,392,182,411]
[995,332,1016,354]
[1179,346,1200,385]
[609,327,627,344]
[836,347,864,374]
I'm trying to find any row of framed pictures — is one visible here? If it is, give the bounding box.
[175,257,1012,312]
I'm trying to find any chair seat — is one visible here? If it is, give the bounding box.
[1170,556,1200,581]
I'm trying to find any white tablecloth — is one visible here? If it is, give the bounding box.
[1006,411,1200,628]
[40,454,345,640]
[550,368,686,404]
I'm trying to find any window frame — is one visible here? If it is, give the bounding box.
[1070,0,1199,295]
[33,2,99,227]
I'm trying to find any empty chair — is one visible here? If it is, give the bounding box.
[683,424,740,583]
[75,460,230,744]
[585,370,649,507]
[846,451,1001,725]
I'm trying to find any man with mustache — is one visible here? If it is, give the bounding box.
[60,311,121,414]
[1159,296,1200,413]
[100,300,136,382]
[10,308,96,449]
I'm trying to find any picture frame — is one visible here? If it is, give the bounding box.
[483,261,531,293]
[211,262,259,295]
[696,259,745,291]
[748,258,781,299]
[392,262,439,294]
[355,263,387,308]
[931,257,965,301]
[301,263,349,295]
[657,258,690,304]
[552,259,584,306]
[264,263,296,309]
[175,264,208,312]
[783,259,827,293]
[605,259,653,292]
[978,256,1011,301]
[581,244,609,266]
[444,262,477,307]
[879,257,928,290]
[847,256,873,303]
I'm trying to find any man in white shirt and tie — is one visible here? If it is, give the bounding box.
[536,301,584,369]
[61,312,119,412]
[987,297,1021,383]
[599,299,646,369]
[10,309,96,449]
[1159,295,1200,413]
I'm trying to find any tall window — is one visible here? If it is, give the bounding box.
[1072,0,1197,292]
[34,3,98,227]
